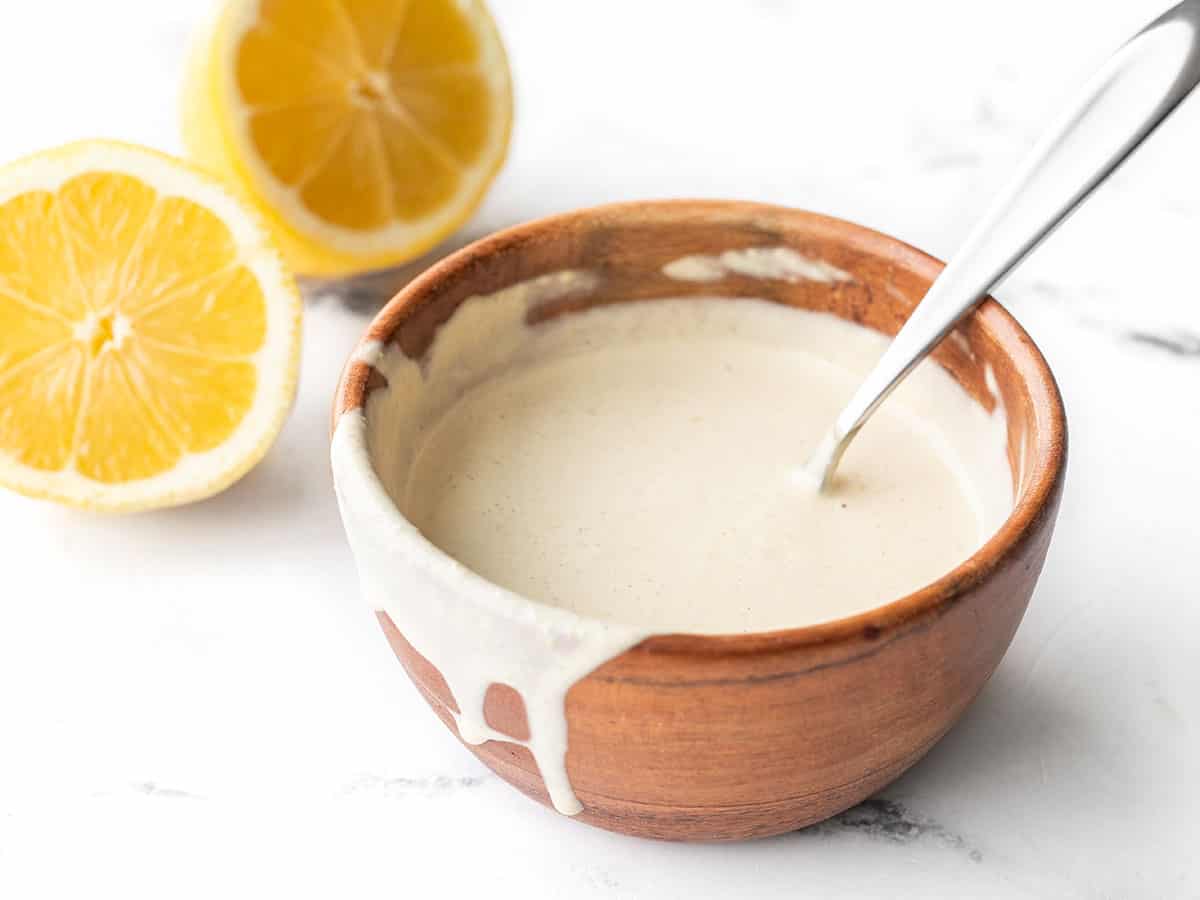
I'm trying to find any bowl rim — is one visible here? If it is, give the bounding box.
[332,199,1067,659]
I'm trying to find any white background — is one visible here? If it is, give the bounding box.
[2,1,1199,897]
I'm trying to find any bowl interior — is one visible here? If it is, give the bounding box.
[336,199,1065,648]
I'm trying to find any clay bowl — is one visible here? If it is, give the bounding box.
[331,200,1066,842]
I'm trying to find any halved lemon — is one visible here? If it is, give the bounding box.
[183,0,513,277]
[0,141,301,511]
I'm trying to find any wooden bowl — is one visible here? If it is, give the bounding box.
[331,200,1067,842]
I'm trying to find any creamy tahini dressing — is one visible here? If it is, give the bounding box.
[662,246,854,284]
[332,267,1012,816]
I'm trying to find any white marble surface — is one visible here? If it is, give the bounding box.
[1,1,1198,896]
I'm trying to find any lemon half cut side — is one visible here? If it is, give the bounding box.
[183,0,514,277]
[0,141,302,512]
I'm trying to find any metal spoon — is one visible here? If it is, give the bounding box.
[807,0,1200,490]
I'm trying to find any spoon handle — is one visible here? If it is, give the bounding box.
[810,0,1200,489]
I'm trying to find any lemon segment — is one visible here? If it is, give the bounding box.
[0,141,301,511]
[183,0,513,277]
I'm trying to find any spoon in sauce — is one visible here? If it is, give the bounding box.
[808,0,1200,490]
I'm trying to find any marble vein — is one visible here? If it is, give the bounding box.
[806,797,983,862]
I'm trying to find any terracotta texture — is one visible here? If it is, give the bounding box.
[334,201,1067,842]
